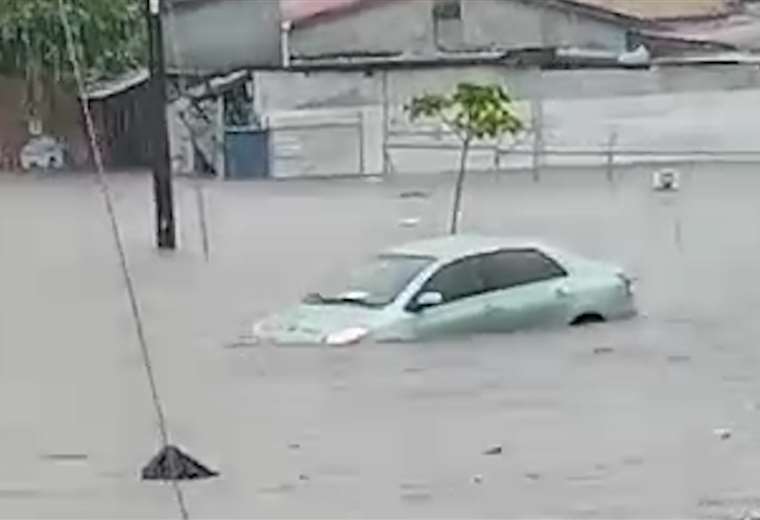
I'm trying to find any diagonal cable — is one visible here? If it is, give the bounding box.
[55,1,189,517]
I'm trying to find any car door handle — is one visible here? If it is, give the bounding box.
[555,286,572,298]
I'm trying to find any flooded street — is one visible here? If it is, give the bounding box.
[3,165,760,518]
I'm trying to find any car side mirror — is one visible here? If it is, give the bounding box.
[411,291,443,312]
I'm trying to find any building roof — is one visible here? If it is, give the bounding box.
[84,69,150,100]
[571,0,736,21]
[286,0,652,28]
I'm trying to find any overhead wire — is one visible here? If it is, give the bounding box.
[55,0,189,517]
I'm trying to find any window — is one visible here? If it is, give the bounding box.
[478,249,567,292]
[420,256,485,304]
[433,0,462,20]
[306,254,434,308]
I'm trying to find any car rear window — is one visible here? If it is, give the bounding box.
[478,249,567,291]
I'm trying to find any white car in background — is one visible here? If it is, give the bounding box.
[20,136,65,171]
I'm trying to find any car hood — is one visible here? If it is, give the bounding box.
[253,303,386,345]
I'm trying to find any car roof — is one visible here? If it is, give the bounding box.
[385,235,556,263]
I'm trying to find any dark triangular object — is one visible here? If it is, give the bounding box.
[141,445,219,481]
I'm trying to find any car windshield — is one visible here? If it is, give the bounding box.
[304,254,434,308]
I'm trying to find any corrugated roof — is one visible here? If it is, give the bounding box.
[572,0,736,21]
[287,0,651,28]
[84,69,150,100]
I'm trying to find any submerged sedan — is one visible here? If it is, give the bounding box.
[252,235,636,346]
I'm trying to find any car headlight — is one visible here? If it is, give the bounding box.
[324,327,368,346]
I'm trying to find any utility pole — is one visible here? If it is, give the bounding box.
[147,0,176,249]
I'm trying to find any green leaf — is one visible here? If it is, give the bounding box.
[405,82,525,143]
[0,0,146,84]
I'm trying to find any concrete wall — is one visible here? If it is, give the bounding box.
[461,0,627,51]
[252,64,760,176]
[291,0,436,58]
[254,64,760,112]
[290,0,629,60]
[579,0,735,20]
[265,107,383,178]
[164,0,281,72]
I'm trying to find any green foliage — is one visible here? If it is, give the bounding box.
[406,82,524,142]
[0,0,146,83]
[406,82,525,234]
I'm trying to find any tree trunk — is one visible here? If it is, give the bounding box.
[450,138,471,235]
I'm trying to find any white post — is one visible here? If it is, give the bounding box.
[358,110,366,175]
[531,96,544,182]
[606,130,618,184]
[382,70,390,175]
[280,21,292,69]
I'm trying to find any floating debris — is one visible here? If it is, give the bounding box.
[652,168,680,192]
[399,217,421,228]
[713,428,732,440]
[472,474,484,484]
[399,190,430,199]
[593,347,615,355]
[141,445,218,481]
[288,443,301,451]
[525,472,541,481]
[483,445,503,456]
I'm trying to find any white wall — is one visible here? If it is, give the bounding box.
[252,65,760,176]
[265,106,383,178]
[461,0,627,51]
[290,0,629,60]
[291,0,436,58]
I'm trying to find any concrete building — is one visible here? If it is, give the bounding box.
[288,0,644,61]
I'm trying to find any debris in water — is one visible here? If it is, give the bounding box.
[483,445,503,456]
[298,473,310,481]
[472,474,484,484]
[525,472,541,481]
[141,445,218,481]
[713,428,732,440]
[399,190,429,199]
[400,217,421,228]
[288,443,301,450]
[593,347,615,355]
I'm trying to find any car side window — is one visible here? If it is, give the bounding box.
[421,256,486,304]
[479,249,566,291]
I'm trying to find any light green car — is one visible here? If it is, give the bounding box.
[252,235,637,346]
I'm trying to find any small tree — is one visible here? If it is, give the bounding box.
[406,82,524,234]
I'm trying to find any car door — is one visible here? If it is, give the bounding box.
[477,249,572,332]
[409,255,492,339]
